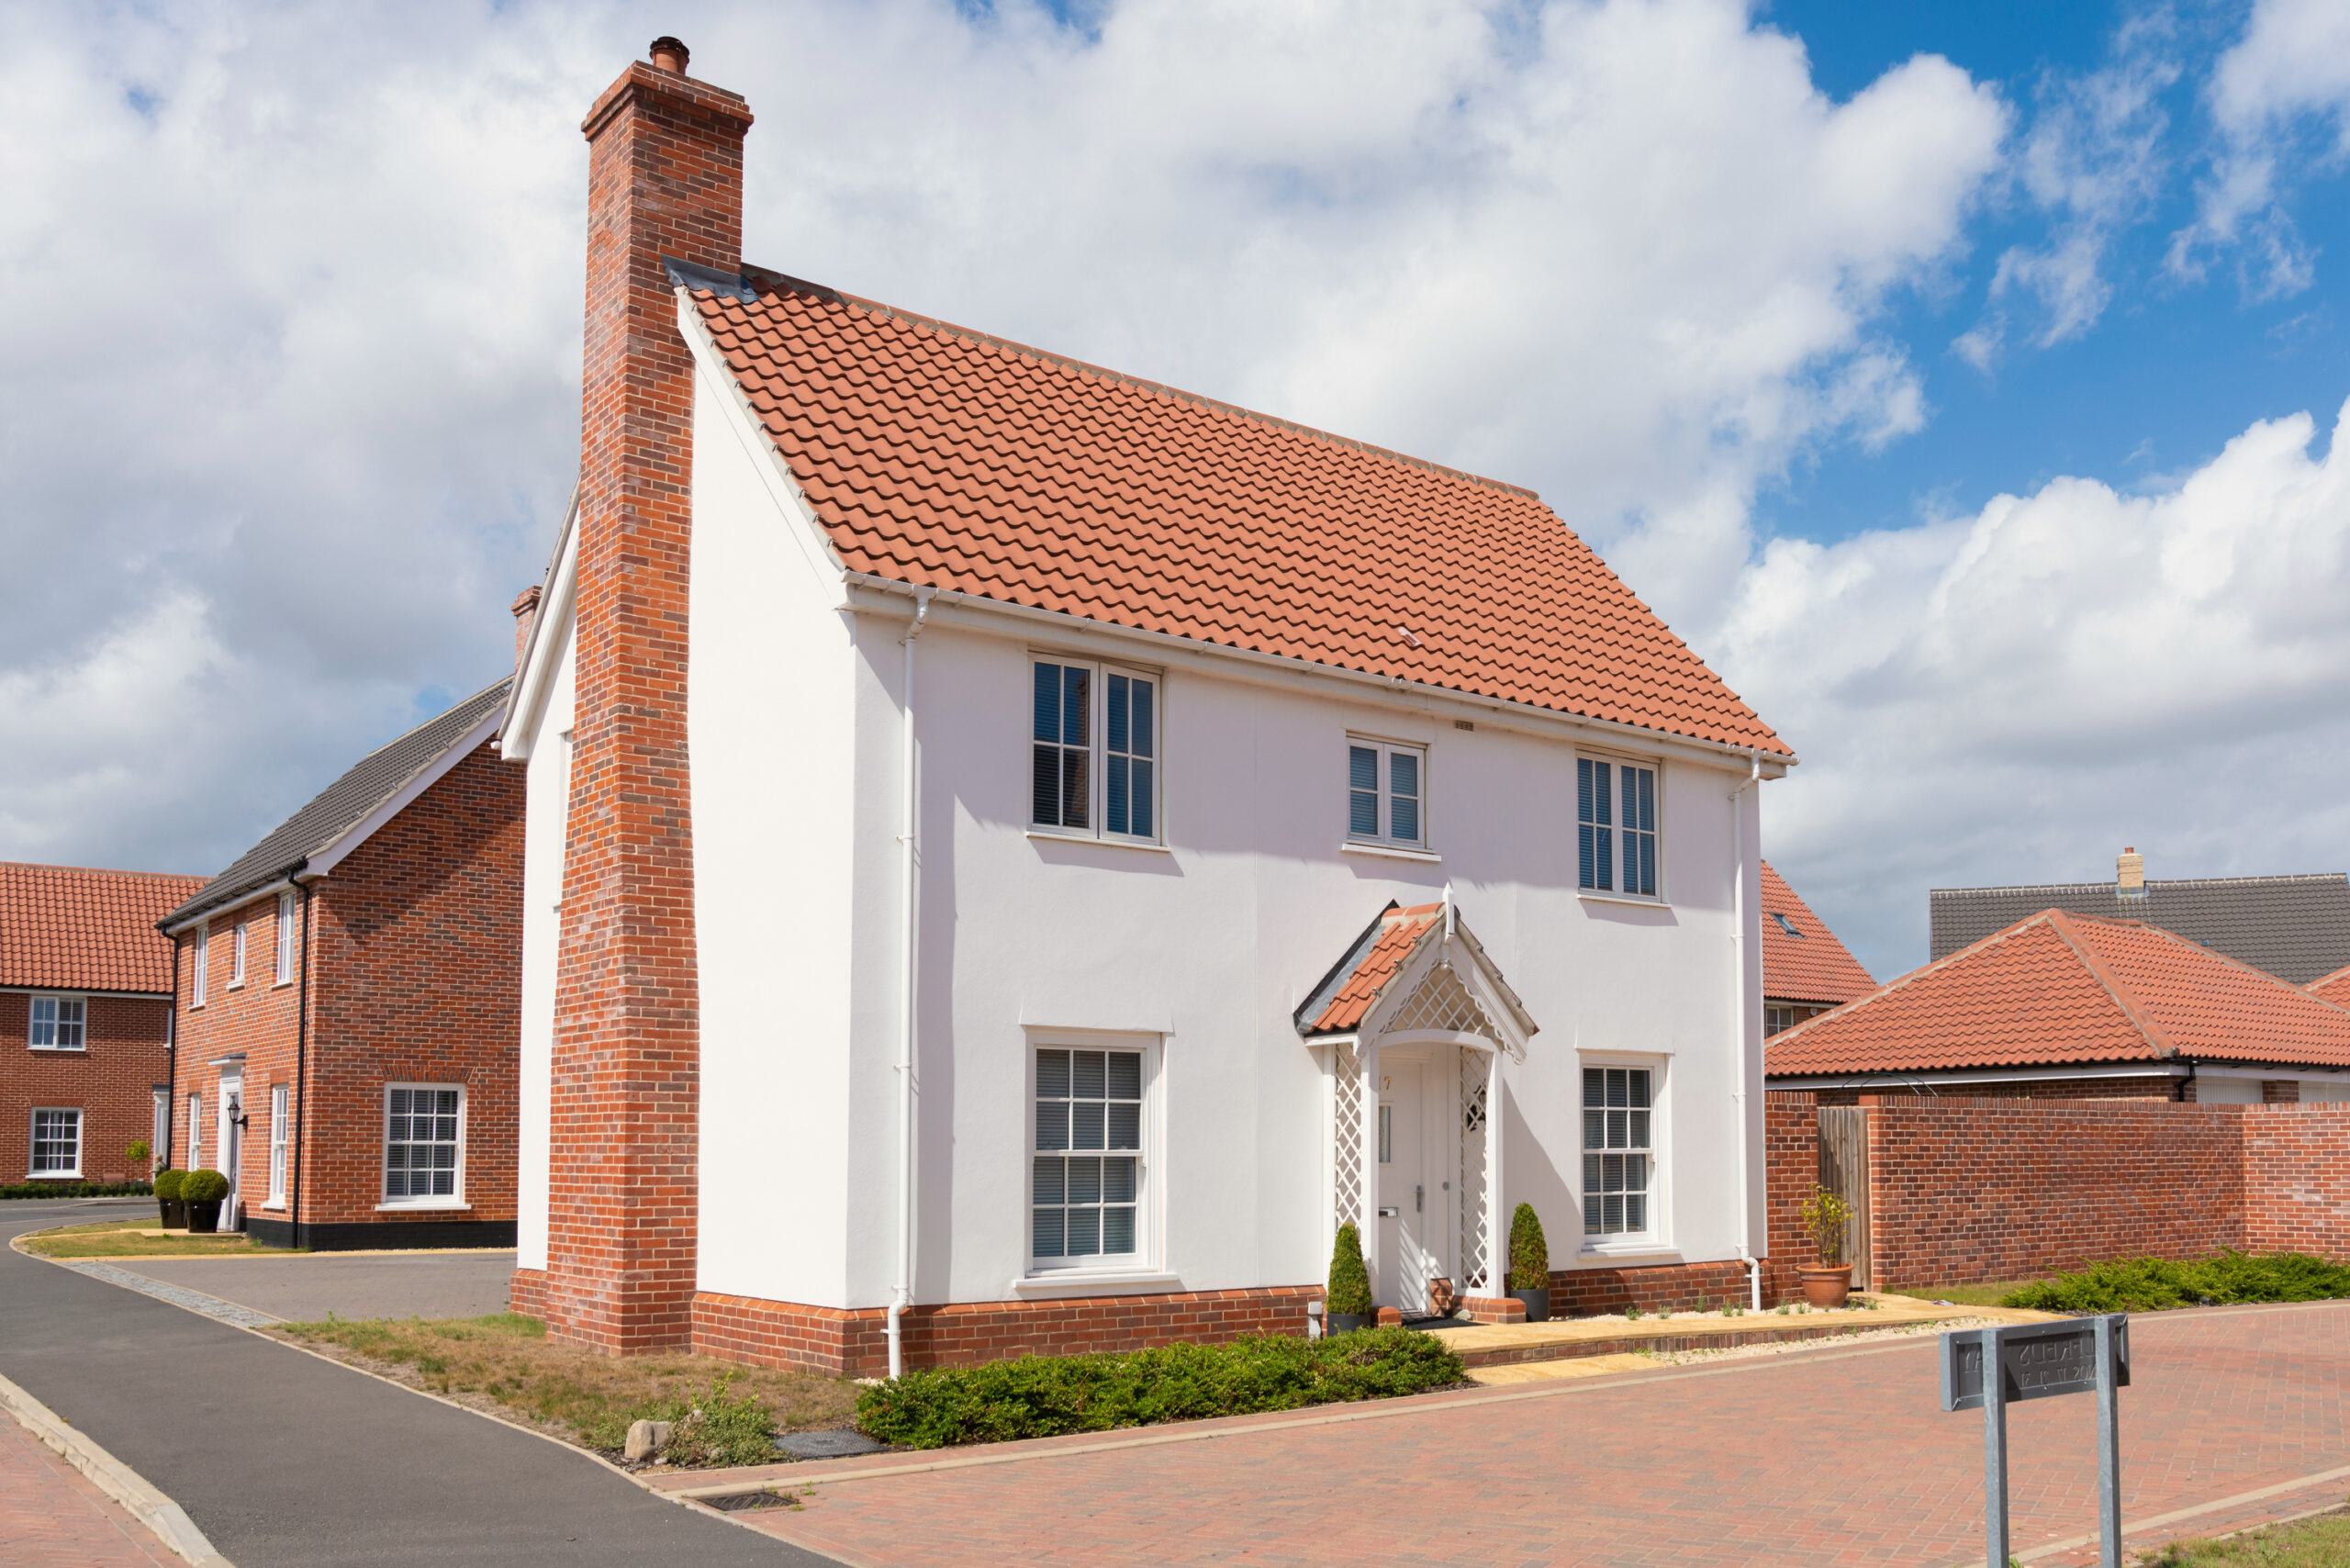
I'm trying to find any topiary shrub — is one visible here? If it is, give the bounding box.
[180,1169,229,1204]
[1326,1221,1372,1316]
[1507,1203,1549,1292]
[153,1169,185,1202]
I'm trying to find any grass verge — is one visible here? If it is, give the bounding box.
[1881,1282,2036,1308]
[856,1327,1466,1450]
[20,1219,302,1258]
[2135,1504,2350,1564]
[2000,1251,2350,1313]
[274,1313,856,1467]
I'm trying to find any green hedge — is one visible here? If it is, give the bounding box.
[1,1181,154,1201]
[2002,1250,2350,1313]
[856,1327,1465,1450]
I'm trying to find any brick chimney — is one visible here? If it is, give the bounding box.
[2118,846,2146,900]
[547,40,752,1353]
[509,586,541,672]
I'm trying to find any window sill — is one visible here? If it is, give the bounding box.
[1009,1268,1178,1299]
[375,1202,471,1214]
[1577,892,1670,910]
[27,1047,87,1054]
[1024,830,1171,855]
[1578,1240,1679,1260]
[1340,842,1441,864]
[226,982,245,991]
[273,980,294,990]
[257,1202,287,1212]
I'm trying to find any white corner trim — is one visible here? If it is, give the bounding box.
[503,499,578,763]
[0,1366,232,1568]
[307,706,507,878]
[1008,1270,1183,1299]
[1024,829,1174,855]
[1340,842,1443,864]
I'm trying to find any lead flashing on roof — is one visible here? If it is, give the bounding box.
[663,255,760,303]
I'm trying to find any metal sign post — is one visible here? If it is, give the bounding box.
[1942,1316,2131,1568]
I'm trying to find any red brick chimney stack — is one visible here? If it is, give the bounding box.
[509,586,541,672]
[548,40,751,1353]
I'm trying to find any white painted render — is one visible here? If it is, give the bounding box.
[511,593,574,1272]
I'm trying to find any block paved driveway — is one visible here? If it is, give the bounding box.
[0,1390,178,1566]
[729,1301,2350,1567]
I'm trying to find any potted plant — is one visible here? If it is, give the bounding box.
[1326,1221,1373,1334]
[153,1168,186,1229]
[1507,1203,1550,1323]
[1797,1183,1855,1308]
[182,1170,229,1235]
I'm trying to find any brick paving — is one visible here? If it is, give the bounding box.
[716,1300,2350,1566]
[0,1410,177,1567]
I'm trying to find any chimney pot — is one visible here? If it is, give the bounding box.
[649,36,689,73]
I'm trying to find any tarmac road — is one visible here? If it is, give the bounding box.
[0,1196,837,1567]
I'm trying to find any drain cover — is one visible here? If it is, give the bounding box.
[776,1428,887,1459]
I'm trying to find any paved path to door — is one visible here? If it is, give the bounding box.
[716,1300,2350,1567]
[0,1198,835,1567]
[116,1248,518,1321]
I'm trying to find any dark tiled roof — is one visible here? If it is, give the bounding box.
[161,679,511,929]
[1760,861,1875,1006]
[0,863,208,992]
[1930,873,2350,986]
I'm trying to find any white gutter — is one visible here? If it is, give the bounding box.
[1729,750,1763,1311]
[887,588,934,1382]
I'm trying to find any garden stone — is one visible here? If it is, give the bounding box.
[623,1419,675,1462]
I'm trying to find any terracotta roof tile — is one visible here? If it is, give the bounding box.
[1303,904,1444,1035]
[691,279,1790,756]
[1759,861,1875,1006]
[2310,962,2350,1007]
[0,862,207,993]
[1766,909,2350,1078]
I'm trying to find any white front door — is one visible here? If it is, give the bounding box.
[1375,1058,1449,1314]
[217,1072,243,1219]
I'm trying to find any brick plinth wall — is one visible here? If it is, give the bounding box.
[691,1287,1322,1378]
[509,1265,548,1319]
[545,54,752,1352]
[2244,1104,2350,1256]
[1549,1260,1754,1316]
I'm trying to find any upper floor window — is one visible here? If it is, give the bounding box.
[191,924,208,1006]
[276,891,297,984]
[1030,658,1159,842]
[29,996,85,1051]
[230,919,248,987]
[1765,1005,1796,1036]
[1347,739,1426,849]
[1577,756,1659,899]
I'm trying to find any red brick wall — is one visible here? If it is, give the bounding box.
[172,892,303,1205]
[1549,1260,1753,1316]
[545,54,750,1354]
[1,993,169,1183]
[1762,1091,1819,1302]
[690,1287,1322,1379]
[2244,1104,2350,1257]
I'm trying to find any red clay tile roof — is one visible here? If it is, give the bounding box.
[689,277,1790,756]
[1760,861,1875,1006]
[1765,909,2350,1078]
[1302,903,1444,1034]
[0,862,207,994]
[2311,963,2350,1007]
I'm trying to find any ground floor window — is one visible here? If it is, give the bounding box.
[384,1084,462,1204]
[30,1108,81,1177]
[268,1084,289,1204]
[1032,1046,1145,1268]
[1583,1066,1654,1237]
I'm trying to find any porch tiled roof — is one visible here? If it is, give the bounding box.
[686,275,1791,756]
[0,862,207,993]
[1759,861,1875,1007]
[1765,909,2350,1078]
[1300,904,1443,1035]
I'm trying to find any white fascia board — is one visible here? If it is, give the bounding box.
[675,294,851,599]
[1765,1062,2192,1090]
[0,985,171,1000]
[160,875,299,937]
[2194,1064,2350,1083]
[304,707,508,879]
[840,576,1794,777]
[502,499,578,763]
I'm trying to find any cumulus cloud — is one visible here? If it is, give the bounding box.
[1719,398,2350,978]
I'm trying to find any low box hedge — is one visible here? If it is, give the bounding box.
[0,1181,155,1201]
[855,1327,1465,1450]
[2001,1249,2350,1312]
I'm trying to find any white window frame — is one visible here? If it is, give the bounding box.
[1578,1054,1669,1254]
[1765,1005,1796,1037]
[28,994,86,1051]
[191,925,208,1007]
[275,891,297,985]
[267,1083,289,1205]
[1027,655,1164,846]
[29,1107,82,1179]
[186,1093,202,1172]
[1576,753,1663,902]
[1346,735,1429,852]
[1025,1032,1159,1277]
[229,918,247,988]
[381,1082,466,1209]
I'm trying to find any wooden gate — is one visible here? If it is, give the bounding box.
[1816,1106,1872,1289]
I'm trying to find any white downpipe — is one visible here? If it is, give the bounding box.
[1729,751,1763,1311]
[887,589,934,1381]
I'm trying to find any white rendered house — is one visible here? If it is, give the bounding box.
[503,40,1794,1374]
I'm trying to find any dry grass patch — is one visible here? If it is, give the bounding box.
[273,1313,856,1467]
[21,1220,299,1259]
[2136,1505,2350,1564]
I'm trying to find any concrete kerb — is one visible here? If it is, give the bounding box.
[1932,1461,2350,1567]
[0,1364,234,1568]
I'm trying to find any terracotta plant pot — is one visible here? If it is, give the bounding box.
[1507,1287,1550,1324]
[1798,1264,1853,1309]
[1326,1313,1372,1336]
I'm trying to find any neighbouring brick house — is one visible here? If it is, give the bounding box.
[503,39,1796,1375]
[160,680,523,1248]
[1765,906,2350,1103]
[1,863,205,1185]
[1759,860,1874,1036]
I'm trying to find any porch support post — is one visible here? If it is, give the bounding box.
[1485,1048,1504,1291]
[1359,1036,1382,1296]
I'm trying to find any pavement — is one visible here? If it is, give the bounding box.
[665,1296,2350,1568]
[0,1196,836,1567]
[113,1249,518,1321]
[0,1395,180,1566]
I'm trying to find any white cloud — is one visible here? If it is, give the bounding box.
[1721,398,2350,979]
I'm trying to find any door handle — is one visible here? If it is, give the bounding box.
[1416,1183,1424,1214]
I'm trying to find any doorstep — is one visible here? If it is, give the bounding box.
[1427,1293,2059,1370]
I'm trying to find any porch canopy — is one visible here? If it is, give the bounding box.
[1294,896,1536,1315]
